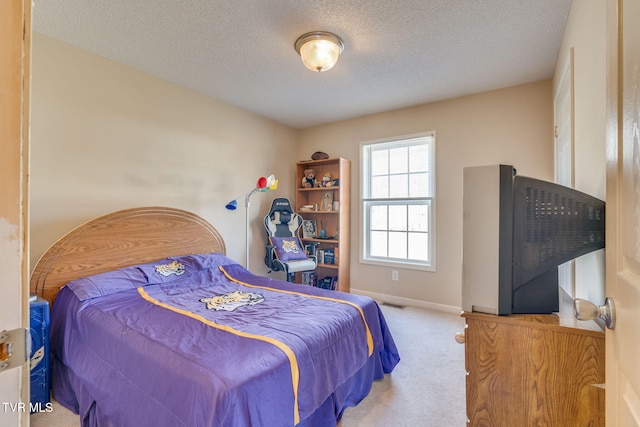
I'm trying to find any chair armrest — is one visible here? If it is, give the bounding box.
[272,259,286,272]
[304,242,320,257]
[265,243,275,261]
[264,243,285,272]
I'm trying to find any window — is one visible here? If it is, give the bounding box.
[361,132,435,270]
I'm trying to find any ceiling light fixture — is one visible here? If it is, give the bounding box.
[294,31,344,72]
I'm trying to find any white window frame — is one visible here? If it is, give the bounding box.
[360,131,436,271]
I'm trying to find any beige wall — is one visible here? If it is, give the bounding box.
[31,34,556,311]
[31,34,299,279]
[553,1,607,304]
[299,81,554,310]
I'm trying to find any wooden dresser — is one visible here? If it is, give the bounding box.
[461,293,605,426]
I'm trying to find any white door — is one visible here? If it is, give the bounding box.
[605,0,640,424]
[0,1,31,427]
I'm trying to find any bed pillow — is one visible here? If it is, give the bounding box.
[136,253,237,285]
[270,236,308,262]
[185,252,240,271]
[66,267,148,301]
[67,253,239,300]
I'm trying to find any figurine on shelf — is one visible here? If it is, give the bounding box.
[319,172,332,187]
[319,221,327,238]
[301,168,316,188]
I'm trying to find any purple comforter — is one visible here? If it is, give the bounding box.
[50,253,399,427]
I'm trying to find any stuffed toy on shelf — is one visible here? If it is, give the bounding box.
[319,173,332,187]
[301,168,316,188]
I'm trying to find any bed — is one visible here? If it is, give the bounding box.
[30,207,400,427]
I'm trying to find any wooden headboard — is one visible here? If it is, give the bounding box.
[30,207,226,304]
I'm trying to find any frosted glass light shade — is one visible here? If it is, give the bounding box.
[295,32,344,72]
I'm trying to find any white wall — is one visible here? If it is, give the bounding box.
[31,34,299,279]
[299,81,554,311]
[553,1,607,304]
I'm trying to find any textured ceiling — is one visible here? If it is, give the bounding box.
[32,0,572,129]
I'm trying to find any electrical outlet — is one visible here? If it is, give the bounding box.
[392,270,399,281]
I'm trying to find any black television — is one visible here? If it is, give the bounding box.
[462,164,605,315]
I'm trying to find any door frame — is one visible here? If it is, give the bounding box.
[553,48,576,298]
[0,1,31,426]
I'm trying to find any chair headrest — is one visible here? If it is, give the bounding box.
[266,198,293,217]
[271,211,292,224]
[265,198,302,237]
[269,198,293,212]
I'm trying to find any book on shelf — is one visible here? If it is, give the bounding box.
[301,272,317,286]
[323,248,335,265]
[316,276,338,291]
[315,248,336,265]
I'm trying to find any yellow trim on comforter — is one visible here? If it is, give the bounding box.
[136,286,301,425]
[219,266,374,357]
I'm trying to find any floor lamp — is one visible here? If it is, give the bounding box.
[225,174,278,270]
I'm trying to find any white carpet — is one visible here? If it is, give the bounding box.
[31,304,467,427]
[340,304,467,427]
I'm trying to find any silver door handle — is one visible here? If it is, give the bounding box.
[574,297,616,330]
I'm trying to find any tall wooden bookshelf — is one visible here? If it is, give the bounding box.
[295,158,350,292]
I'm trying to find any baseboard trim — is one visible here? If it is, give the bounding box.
[350,288,462,315]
